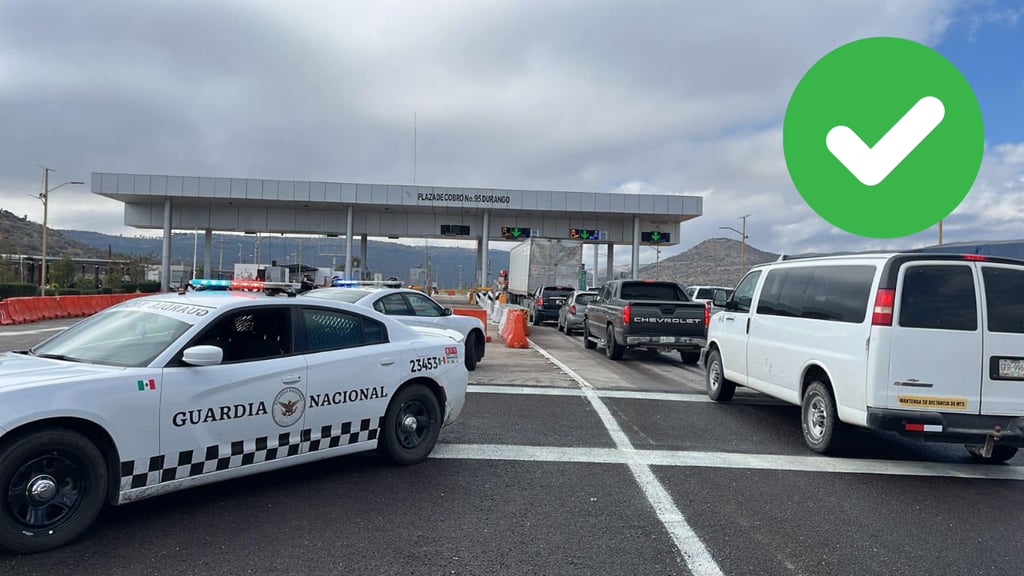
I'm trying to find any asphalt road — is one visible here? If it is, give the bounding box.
[1,315,1022,576]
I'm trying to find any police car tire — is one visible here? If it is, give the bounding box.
[465,333,479,371]
[378,384,442,466]
[0,429,107,554]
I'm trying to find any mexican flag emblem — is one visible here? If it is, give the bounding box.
[137,378,157,391]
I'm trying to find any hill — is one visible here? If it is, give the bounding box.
[638,237,779,288]
[0,209,111,259]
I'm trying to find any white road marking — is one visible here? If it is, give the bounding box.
[468,384,786,405]
[527,340,726,576]
[432,444,1024,481]
[0,327,67,337]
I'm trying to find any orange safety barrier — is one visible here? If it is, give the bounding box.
[5,298,40,324]
[452,307,492,343]
[66,295,87,317]
[52,297,72,319]
[0,302,12,325]
[499,308,530,349]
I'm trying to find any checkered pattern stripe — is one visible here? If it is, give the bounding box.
[120,417,383,491]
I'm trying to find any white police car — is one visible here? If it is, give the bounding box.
[304,287,488,370]
[0,281,467,554]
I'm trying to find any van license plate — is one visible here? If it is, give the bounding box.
[999,359,1024,378]
[660,336,674,343]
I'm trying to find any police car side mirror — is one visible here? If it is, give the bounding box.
[182,345,224,366]
[712,290,728,307]
[442,307,453,316]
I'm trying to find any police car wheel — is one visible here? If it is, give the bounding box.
[379,384,441,466]
[465,333,479,371]
[0,429,108,554]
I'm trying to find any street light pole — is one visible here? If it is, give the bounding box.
[36,166,84,296]
[720,214,751,282]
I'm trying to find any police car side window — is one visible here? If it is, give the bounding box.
[197,308,291,363]
[301,308,387,351]
[376,294,412,315]
[404,293,443,317]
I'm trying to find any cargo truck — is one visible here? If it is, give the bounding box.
[506,238,584,324]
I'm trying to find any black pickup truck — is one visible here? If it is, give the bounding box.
[582,279,708,364]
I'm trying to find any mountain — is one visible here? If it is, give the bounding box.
[637,237,779,288]
[0,209,111,259]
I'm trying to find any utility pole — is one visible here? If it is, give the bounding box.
[35,166,84,296]
[938,219,944,246]
[739,214,749,273]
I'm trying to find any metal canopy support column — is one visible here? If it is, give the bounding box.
[592,245,599,287]
[360,234,368,280]
[631,215,640,279]
[481,211,490,290]
[203,229,212,279]
[161,198,172,292]
[345,206,354,280]
[606,242,614,282]
[475,238,483,288]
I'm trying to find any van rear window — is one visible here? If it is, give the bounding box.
[981,267,1024,334]
[898,265,977,331]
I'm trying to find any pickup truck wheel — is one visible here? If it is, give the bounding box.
[605,325,624,360]
[582,322,597,349]
[705,349,735,401]
[680,350,701,365]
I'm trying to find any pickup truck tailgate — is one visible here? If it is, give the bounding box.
[626,301,705,338]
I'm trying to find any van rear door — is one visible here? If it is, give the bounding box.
[977,262,1024,416]
[886,261,983,414]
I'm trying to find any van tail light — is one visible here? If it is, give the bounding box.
[623,304,631,325]
[570,304,576,315]
[537,297,543,308]
[704,300,711,326]
[871,288,895,326]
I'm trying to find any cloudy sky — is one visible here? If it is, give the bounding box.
[1,0,1022,265]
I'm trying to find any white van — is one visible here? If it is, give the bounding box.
[703,252,1024,462]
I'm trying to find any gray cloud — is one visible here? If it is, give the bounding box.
[2,0,1016,261]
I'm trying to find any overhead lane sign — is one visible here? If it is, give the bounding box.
[641,231,671,243]
[501,227,531,239]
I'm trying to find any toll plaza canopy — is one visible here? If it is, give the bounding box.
[91,172,703,291]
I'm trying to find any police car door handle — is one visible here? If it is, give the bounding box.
[282,375,302,384]
[379,358,395,366]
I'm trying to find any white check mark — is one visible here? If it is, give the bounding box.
[825,96,945,186]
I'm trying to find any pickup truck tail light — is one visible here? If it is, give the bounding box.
[622,304,631,325]
[537,297,543,308]
[704,300,711,327]
[570,304,576,315]
[871,288,895,326]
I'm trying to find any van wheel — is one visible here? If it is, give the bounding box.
[801,380,844,454]
[965,444,1018,463]
[0,429,108,554]
[705,349,735,402]
[582,322,597,349]
[605,325,624,360]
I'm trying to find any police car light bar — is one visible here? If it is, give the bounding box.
[188,278,301,293]
[330,279,404,288]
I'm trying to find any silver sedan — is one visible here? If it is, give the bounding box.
[557,291,599,335]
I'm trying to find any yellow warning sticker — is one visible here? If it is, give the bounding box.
[897,395,968,410]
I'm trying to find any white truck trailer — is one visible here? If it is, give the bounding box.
[506,238,584,307]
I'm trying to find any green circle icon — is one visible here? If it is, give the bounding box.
[783,36,984,238]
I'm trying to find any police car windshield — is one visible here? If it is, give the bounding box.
[31,310,193,367]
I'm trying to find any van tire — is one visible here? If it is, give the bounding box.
[705,349,735,402]
[965,444,1018,463]
[801,380,844,454]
